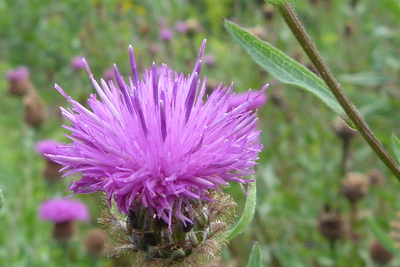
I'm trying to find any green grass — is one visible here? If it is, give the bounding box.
[1,0,400,266]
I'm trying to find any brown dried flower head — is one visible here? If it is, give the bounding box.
[317,206,348,241]
[6,67,34,96]
[83,228,109,257]
[53,221,76,243]
[333,117,357,142]
[262,4,275,21]
[366,169,384,187]
[99,191,236,267]
[22,90,46,128]
[368,239,393,265]
[341,172,369,203]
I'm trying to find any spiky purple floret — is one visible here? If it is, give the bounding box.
[49,40,265,227]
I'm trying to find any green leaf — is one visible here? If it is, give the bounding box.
[0,189,3,211]
[224,19,350,125]
[391,133,400,164]
[365,216,397,254]
[247,242,262,267]
[266,0,298,4]
[226,178,257,241]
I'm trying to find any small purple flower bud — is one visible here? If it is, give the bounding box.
[71,56,86,71]
[6,67,30,82]
[175,21,188,34]
[203,54,216,66]
[160,28,173,41]
[102,68,115,81]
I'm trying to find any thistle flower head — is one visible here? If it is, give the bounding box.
[39,198,89,223]
[6,66,30,82]
[49,40,264,229]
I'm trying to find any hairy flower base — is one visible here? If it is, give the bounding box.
[100,191,236,267]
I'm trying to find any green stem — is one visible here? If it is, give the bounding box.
[275,3,400,181]
[329,239,338,267]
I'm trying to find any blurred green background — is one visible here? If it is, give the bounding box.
[1,0,400,266]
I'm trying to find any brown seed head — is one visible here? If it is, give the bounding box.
[83,228,109,257]
[333,117,357,141]
[368,239,393,265]
[42,160,63,183]
[366,169,384,187]
[53,221,76,243]
[22,90,46,128]
[317,206,348,241]
[341,172,369,203]
[262,4,275,21]
[185,19,203,37]
[344,21,355,36]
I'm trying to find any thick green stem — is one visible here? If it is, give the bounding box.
[275,3,400,181]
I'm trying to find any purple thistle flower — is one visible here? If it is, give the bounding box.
[102,68,115,81]
[49,40,265,227]
[229,90,268,111]
[6,66,30,82]
[175,21,188,34]
[39,198,89,223]
[160,28,173,41]
[71,56,86,71]
[203,54,216,66]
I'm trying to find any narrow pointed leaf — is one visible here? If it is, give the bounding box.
[247,242,262,267]
[391,133,400,164]
[365,216,397,254]
[0,189,4,211]
[224,19,350,124]
[226,178,256,241]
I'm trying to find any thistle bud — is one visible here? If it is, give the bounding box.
[366,169,384,187]
[368,239,393,265]
[39,199,89,243]
[22,90,46,128]
[262,4,275,21]
[333,117,357,142]
[341,172,369,203]
[317,206,347,241]
[100,192,235,266]
[83,228,109,257]
[185,19,203,37]
[6,67,33,96]
[53,221,76,243]
[344,21,355,37]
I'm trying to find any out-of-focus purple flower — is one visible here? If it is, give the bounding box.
[6,67,30,82]
[160,28,173,41]
[49,40,265,227]
[39,198,89,223]
[103,68,114,81]
[6,67,32,96]
[203,54,215,66]
[36,139,62,159]
[229,90,268,111]
[175,21,188,34]
[71,56,86,71]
